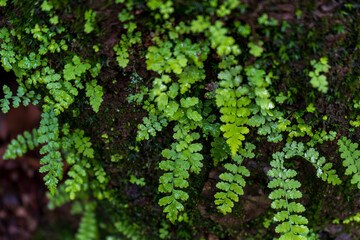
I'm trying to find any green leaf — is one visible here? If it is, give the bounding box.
[41,1,53,11]
[84,10,96,34]
[177,66,205,94]
[180,97,199,108]
[221,124,249,156]
[308,58,330,93]
[186,109,202,122]
[247,114,265,127]
[86,80,103,112]
[248,41,264,57]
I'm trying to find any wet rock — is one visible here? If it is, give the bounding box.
[335,233,352,240]
[325,224,343,235]
[208,234,219,240]
[321,3,340,12]
[2,193,19,209]
[242,195,271,221]
[124,184,141,198]
[277,4,295,13]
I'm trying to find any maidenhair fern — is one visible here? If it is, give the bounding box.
[76,202,98,240]
[114,220,146,240]
[210,137,229,166]
[284,142,341,185]
[215,62,276,157]
[38,107,63,194]
[338,137,360,189]
[343,212,360,224]
[61,128,96,200]
[65,160,88,200]
[46,184,71,210]
[84,9,96,34]
[85,80,103,113]
[132,34,209,223]
[63,55,91,81]
[0,0,7,6]
[136,112,168,141]
[113,31,141,68]
[267,141,341,239]
[0,27,16,71]
[214,142,254,214]
[215,65,250,156]
[3,128,39,159]
[158,123,203,223]
[0,85,40,113]
[268,151,309,239]
[308,58,330,93]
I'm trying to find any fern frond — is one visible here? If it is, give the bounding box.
[114,220,145,240]
[303,148,341,185]
[38,108,63,195]
[90,163,110,200]
[214,142,254,214]
[215,155,249,214]
[85,79,103,113]
[216,65,251,156]
[268,152,309,239]
[60,128,97,200]
[76,203,98,240]
[210,137,230,166]
[72,129,95,158]
[65,160,88,200]
[158,147,189,223]
[137,113,168,141]
[338,137,360,188]
[283,141,341,185]
[158,123,203,223]
[46,184,71,210]
[0,85,40,113]
[343,212,360,224]
[3,128,39,159]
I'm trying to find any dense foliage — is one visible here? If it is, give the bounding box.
[1,0,360,239]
